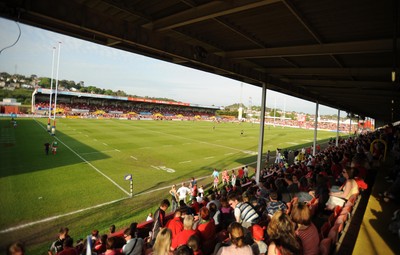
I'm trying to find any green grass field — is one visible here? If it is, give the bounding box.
[0,117,337,254]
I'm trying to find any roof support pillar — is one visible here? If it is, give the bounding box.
[256,82,267,184]
[313,101,319,156]
[336,109,340,146]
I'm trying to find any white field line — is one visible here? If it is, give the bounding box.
[130,156,138,160]
[115,149,121,152]
[224,153,234,155]
[103,143,108,146]
[179,160,192,164]
[34,119,130,197]
[285,142,299,145]
[0,197,128,234]
[80,150,119,155]
[204,156,214,160]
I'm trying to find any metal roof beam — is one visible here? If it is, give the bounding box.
[143,0,281,31]
[224,39,398,59]
[262,67,391,76]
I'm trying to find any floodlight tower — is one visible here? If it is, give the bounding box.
[47,47,56,132]
[52,42,61,136]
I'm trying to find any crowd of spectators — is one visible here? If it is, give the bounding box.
[35,99,216,120]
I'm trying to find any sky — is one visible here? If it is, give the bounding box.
[0,17,338,115]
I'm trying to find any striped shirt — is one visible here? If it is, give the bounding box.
[236,202,259,223]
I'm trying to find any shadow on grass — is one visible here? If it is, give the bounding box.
[0,118,110,178]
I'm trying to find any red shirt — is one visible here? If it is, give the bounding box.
[196,220,216,242]
[172,229,197,249]
[165,217,183,239]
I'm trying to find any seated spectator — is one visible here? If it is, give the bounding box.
[7,242,25,255]
[58,237,78,255]
[147,228,173,255]
[290,203,319,255]
[172,215,197,250]
[94,234,107,254]
[104,236,123,255]
[174,245,193,255]
[326,166,359,209]
[266,191,287,217]
[122,227,144,255]
[187,235,203,255]
[166,211,184,239]
[267,211,301,255]
[250,224,267,255]
[215,222,253,255]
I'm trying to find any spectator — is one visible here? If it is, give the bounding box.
[48,227,69,255]
[290,203,319,255]
[326,166,359,209]
[187,235,203,255]
[110,225,116,234]
[165,211,184,239]
[122,227,144,255]
[174,245,193,255]
[94,234,107,254]
[250,224,267,255]
[151,199,170,244]
[267,211,301,255]
[177,183,191,203]
[172,215,197,250]
[228,193,259,228]
[196,207,216,253]
[169,185,179,212]
[7,242,25,255]
[266,191,287,217]
[58,237,78,255]
[148,228,173,255]
[215,222,253,255]
[104,236,123,255]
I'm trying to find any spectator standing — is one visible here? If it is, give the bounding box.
[151,199,170,244]
[177,183,191,203]
[169,185,179,212]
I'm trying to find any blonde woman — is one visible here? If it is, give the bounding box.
[148,228,173,255]
[169,185,178,212]
[267,211,301,255]
[215,222,253,255]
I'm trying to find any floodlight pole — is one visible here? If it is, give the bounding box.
[256,83,267,185]
[48,46,56,132]
[313,101,319,156]
[52,42,61,135]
